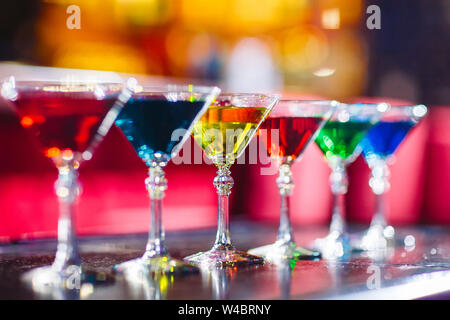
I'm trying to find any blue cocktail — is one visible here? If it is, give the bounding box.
[114,82,221,275]
[362,121,415,159]
[359,104,427,251]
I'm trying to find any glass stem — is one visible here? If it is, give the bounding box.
[369,158,390,228]
[52,161,81,272]
[276,162,294,245]
[144,165,168,259]
[329,159,348,235]
[213,163,234,249]
[372,194,387,227]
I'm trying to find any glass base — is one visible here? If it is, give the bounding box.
[184,245,265,269]
[248,241,321,262]
[314,231,352,259]
[114,255,198,276]
[357,224,396,251]
[22,264,84,299]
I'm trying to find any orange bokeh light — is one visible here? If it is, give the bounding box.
[20,115,45,128]
[20,116,34,128]
[62,149,74,160]
[45,147,61,158]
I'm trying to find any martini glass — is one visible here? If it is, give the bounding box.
[247,100,336,262]
[358,104,428,251]
[113,83,220,275]
[313,103,386,259]
[1,77,131,289]
[184,94,279,268]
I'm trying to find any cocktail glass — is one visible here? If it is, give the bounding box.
[358,104,428,251]
[184,94,279,268]
[313,102,386,259]
[248,100,336,262]
[113,82,221,275]
[1,76,131,289]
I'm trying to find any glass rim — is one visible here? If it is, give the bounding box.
[335,102,389,115]
[213,92,281,102]
[211,93,281,109]
[217,92,280,97]
[129,82,221,96]
[339,102,388,108]
[3,78,125,88]
[268,99,337,118]
[383,103,427,112]
[1,77,130,103]
[380,104,428,120]
[277,99,338,104]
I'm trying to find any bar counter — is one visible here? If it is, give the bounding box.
[1,221,449,300]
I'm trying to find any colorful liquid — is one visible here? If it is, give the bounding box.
[362,121,414,159]
[12,91,118,159]
[193,106,267,162]
[116,98,205,164]
[261,117,322,160]
[315,121,373,160]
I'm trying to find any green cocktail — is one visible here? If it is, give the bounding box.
[313,103,386,259]
[315,121,373,160]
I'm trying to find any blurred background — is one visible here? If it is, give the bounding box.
[2,0,449,101]
[0,0,449,241]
